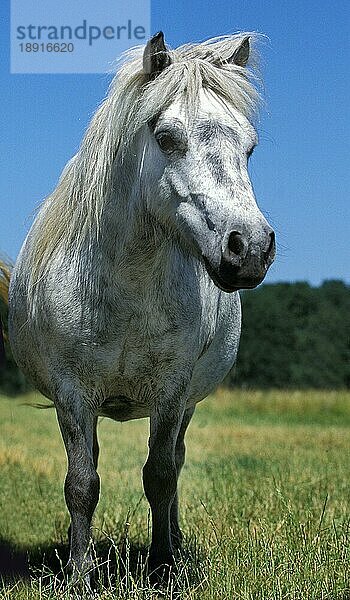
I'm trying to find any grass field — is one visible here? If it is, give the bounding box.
[0,389,349,599]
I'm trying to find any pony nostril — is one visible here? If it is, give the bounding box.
[228,231,245,257]
[264,231,276,262]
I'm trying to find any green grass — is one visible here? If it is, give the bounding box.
[0,389,350,599]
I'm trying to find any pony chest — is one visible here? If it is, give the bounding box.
[97,296,198,381]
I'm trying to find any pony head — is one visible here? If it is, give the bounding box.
[28,32,275,295]
[140,32,275,291]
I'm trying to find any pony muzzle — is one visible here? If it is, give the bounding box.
[204,227,276,292]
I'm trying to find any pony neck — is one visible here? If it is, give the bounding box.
[94,146,190,291]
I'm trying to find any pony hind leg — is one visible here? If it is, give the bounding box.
[170,405,195,549]
[56,397,100,582]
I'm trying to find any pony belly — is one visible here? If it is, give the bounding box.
[97,396,150,421]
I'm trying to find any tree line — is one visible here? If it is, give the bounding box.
[0,280,349,395]
[227,280,349,389]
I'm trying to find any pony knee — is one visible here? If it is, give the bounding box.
[65,467,100,520]
[143,457,177,506]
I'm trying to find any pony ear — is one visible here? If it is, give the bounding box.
[228,36,250,67]
[143,31,171,80]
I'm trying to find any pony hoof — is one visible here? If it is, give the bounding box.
[148,553,176,586]
[60,560,93,591]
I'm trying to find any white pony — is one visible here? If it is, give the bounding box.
[8,32,275,581]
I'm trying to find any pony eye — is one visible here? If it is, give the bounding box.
[156,132,177,153]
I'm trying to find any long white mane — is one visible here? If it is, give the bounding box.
[28,33,262,289]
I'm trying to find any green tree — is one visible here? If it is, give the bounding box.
[227,281,349,389]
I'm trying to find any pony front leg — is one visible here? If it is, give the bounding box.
[142,382,189,576]
[170,405,195,549]
[56,400,100,582]
[66,416,99,546]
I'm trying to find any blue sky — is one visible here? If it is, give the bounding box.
[0,0,349,285]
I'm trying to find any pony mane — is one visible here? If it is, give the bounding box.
[28,33,262,291]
